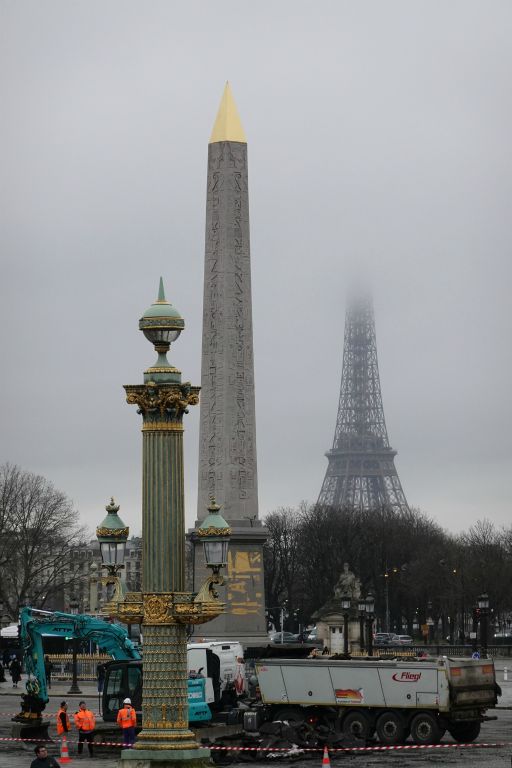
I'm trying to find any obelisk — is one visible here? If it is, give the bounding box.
[192,83,267,644]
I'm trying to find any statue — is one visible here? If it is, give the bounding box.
[334,563,361,601]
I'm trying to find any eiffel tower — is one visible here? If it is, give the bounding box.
[318,294,409,513]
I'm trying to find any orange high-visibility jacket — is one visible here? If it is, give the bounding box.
[56,707,70,735]
[117,706,137,729]
[74,708,96,732]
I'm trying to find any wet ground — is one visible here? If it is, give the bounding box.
[1,665,512,767]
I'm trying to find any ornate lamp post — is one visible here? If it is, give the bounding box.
[427,601,434,644]
[67,598,82,695]
[366,593,375,657]
[358,598,366,654]
[477,593,490,657]
[119,279,229,767]
[340,594,351,656]
[89,562,99,615]
[96,498,129,610]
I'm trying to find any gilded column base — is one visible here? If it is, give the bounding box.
[119,746,211,768]
[134,727,199,751]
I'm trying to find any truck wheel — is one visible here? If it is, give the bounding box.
[211,747,236,765]
[342,711,371,740]
[410,713,442,744]
[376,711,405,745]
[448,721,481,743]
[272,707,305,725]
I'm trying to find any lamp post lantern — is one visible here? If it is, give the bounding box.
[120,279,229,767]
[96,498,128,610]
[340,595,351,656]
[366,594,375,657]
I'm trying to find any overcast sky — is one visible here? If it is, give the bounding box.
[1,1,510,540]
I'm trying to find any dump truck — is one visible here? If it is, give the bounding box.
[251,655,499,745]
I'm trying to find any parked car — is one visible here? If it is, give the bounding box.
[391,634,413,645]
[374,632,394,645]
[269,631,299,644]
[303,628,322,646]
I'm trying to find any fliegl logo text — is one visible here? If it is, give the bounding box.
[392,671,422,683]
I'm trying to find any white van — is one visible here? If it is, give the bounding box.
[187,640,245,705]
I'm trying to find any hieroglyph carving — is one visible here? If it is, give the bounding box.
[198,140,258,520]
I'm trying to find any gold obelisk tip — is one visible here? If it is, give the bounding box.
[209,82,247,144]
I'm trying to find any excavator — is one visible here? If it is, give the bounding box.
[13,607,212,735]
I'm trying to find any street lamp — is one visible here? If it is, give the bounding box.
[196,498,231,599]
[67,598,82,695]
[89,562,99,615]
[96,498,129,610]
[341,594,351,655]
[427,617,434,645]
[477,593,490,657]
[427,601,434,644]
[366,593,375,657]
[358,598,366,653]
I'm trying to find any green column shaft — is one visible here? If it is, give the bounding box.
[142,429,185,593]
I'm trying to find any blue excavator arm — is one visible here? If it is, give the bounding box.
[17,607,140,717]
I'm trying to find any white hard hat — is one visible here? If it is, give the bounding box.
[123,698,132,705]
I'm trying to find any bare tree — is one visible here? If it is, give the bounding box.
[263,506,304,630]
[0,464,87,621]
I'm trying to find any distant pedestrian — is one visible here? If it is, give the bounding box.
[74,701,96,757]
[96,662,106,693]
[44,655,53,689]
[30,744,60,767]
[10,656,22,687]
[117,697,137,747]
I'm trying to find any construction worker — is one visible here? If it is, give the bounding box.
[117,697,137,747]
[74,700,96,757]
[56,701,70,741]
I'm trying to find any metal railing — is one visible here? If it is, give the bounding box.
[47,654,110,681]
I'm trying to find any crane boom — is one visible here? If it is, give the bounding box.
[16,607,140,719]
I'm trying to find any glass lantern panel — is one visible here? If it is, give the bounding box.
[203,540,228,567]
[100,541,126,566]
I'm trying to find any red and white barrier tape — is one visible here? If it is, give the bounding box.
[0,736,509,752]
[0,711,102,719]
[208,742,509,753]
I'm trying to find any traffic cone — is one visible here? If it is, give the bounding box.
[322,745,330,767]
[60,734,72,764]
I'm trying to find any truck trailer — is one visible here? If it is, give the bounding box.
[253,655,498,745]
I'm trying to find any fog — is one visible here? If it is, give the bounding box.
[1,1,510,537]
